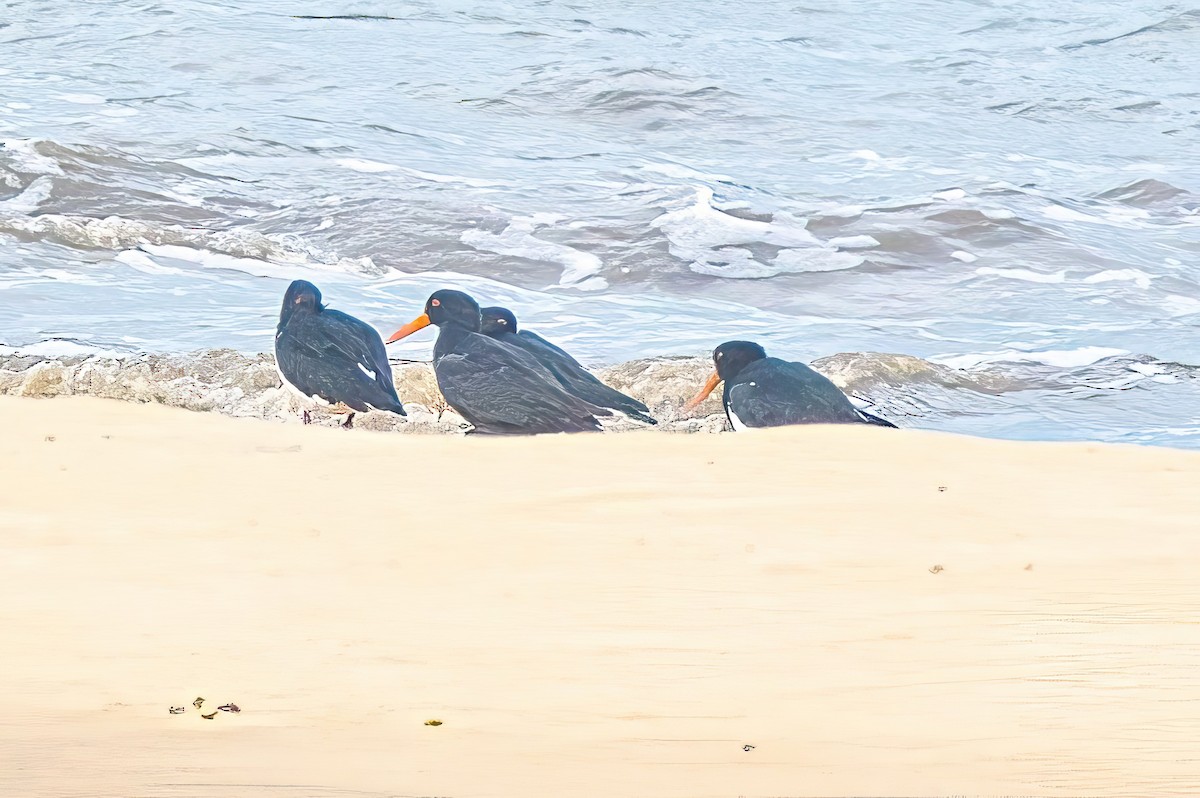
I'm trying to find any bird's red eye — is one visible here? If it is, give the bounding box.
[431,299,441,307]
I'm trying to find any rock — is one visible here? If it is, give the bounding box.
[1,348,967,434]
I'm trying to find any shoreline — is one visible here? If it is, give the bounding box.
[1,346,938,435]
[3,395,1200,796]
[4,345,1194,449]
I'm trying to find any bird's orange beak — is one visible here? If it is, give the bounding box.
[683,370,722,413]
[386,313,431,344]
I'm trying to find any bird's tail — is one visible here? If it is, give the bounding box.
[623,408,658,426]
[857,409,897,428]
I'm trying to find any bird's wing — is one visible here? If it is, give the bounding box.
[315,310,399,392]
[436,338,604,432]
[728,359,865,427]
[517,332,651,415]
[278,312,404,412]
[519,330,583,366]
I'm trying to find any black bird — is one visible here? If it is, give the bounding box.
[683,341,896,430]
[274,280,406,428]
[479,307,656,426]
[386,290,610,435]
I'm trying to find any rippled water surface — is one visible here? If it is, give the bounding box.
[2,1,1199,444]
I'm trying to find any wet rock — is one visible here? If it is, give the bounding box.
[599,355,720,421]
[0,348,958,434]
[812,351,1018,394]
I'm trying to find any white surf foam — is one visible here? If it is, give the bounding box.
[1082,269,1154,289]
[975,266,1067,284]
[136,244,374,282]
[0,138,64,175]
[650,187,859,278]
[0,176,55,213]
[461,215,608,290]
[0,208,387,278]
[397,166,502,188]
[337,158,399,173]
[827,235,880,249]
[0,340,127,359]
[1160,295,1200,317]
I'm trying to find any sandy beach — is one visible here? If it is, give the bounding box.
[3,395,1200,797]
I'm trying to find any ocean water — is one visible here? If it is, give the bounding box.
[2,1,1199,445]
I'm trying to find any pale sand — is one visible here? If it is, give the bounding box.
[3,396,1200,797]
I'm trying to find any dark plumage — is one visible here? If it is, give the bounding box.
[685,340,897,430]
[274,280,406,426]
[387,290,610,435]
[479,307,656,425]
